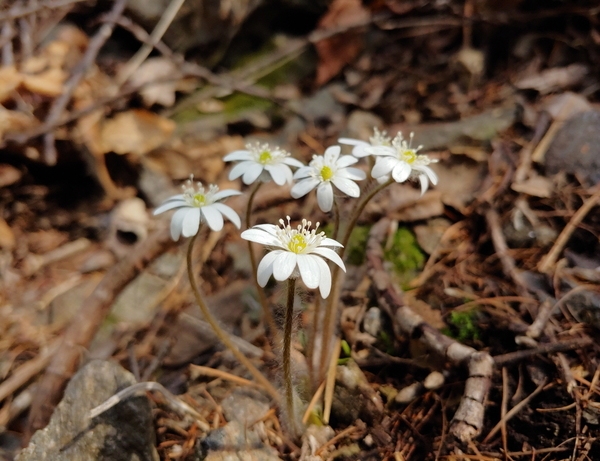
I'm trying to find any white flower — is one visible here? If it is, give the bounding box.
[154,176,241,240]
[370,132,438,194]
[338,127,394,158]
[241,217,346,298]
[223,142,304,186]
[290,145,366,212]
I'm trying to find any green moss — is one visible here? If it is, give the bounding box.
[383,227,425,287]
[346,225,371,266]
[443,310,481,342]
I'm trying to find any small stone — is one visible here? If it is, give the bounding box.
[423,371,445,390]
[16,360,157,461]
[363,307,382,337]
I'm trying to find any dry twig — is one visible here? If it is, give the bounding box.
[367,218,495,443]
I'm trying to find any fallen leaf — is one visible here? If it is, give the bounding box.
[315,0,370,86]
[100,110,176,156]
[22,67,67,97]
[0,164,22,188]
[514,64,588,94]
[0,107,38,141]
[0,218,15,250]
[129,57,188,107]
[511,173,553,197]
[0,66,22,102]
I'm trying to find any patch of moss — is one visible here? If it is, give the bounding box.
[443,310,481,342]
[383,227,425,287]
[345,225,371,266]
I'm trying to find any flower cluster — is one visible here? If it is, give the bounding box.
[154,129,438,293]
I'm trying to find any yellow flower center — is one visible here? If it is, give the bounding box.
[402,150,417,164]
[259,150,272,164]
[288,234,307,253]
[192,193,206,207]
[320,166,334,181]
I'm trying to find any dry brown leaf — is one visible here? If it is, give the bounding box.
[0,218,15,250]
[315,0,370,86]
[100,110,176,156]
[511,173,553,198]
[514,64,588,94]
[129,57,189,107]
[0,107,38,140]
[0,66,23,103]
[0,164,22,188]
[22,68,67,97]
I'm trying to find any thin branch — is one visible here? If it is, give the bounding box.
[367,218,495,443]
[40,0,127,164]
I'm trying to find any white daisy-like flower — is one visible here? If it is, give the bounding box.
[290,145,366,212]
[370,132,438,195]
[338,127,394,158]
[241,217,346,298]
[223,142,304,186]
[154,175,241,240]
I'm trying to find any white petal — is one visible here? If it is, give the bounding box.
[371,157,397,178]
[332,177,360,197]
[229,161,254,180]
[335,155,359,168]
[311,247,346,271]
[252,224,279,235]
[316,182,334,212]
[418,174,428,195]
[292,166,314,180]
[296,254,320,289]
[257,251,280,286]
[162,194,185,202]
[273,251,297,281]
[324,145,341,163]
[313,256,332,298]
[369,146,396,156]
[153,199,187,215]
[212,189,242,201]
[242,163,264,185]
[414,165,438,185]
[170,207,189,240]
[337,138,366,147]
[223,150,252,161]
[291,178,320,198]
[200,205,224,231]
[265,163,292,185]
[391,162,411,183]
[283,157,305,168]
[337,167,366,181]
[241,228,281,246]
[321,237,343,247]
[181,207,201,237]
[212,203,241,228]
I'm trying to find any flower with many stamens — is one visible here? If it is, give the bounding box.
[224,142,304,186]
[154,175,241,240]
[338,127,394,158]
[369,131,438,194]
[241,217,346,298]
[290,145,366,212]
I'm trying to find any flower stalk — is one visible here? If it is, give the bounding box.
[245,181,277,334]
[282,278,299,436]
[186,233,279,402]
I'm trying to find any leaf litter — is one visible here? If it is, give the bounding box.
[1,0,600,460]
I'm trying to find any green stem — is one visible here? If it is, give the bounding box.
[318,178,394,381]
[283,278,298,435]
[245,181,277,334]
[187,233,279,402]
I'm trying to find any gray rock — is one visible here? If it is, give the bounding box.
[17,360,157,461]
[545,110,600,185]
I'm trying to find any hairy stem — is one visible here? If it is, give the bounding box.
[283,278,298,435]
[187,233,279,401]
[332,197,340,241]
[318,178,394,380]
[245,181,277,334]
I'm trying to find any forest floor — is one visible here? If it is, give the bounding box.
[1,1,600,460]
